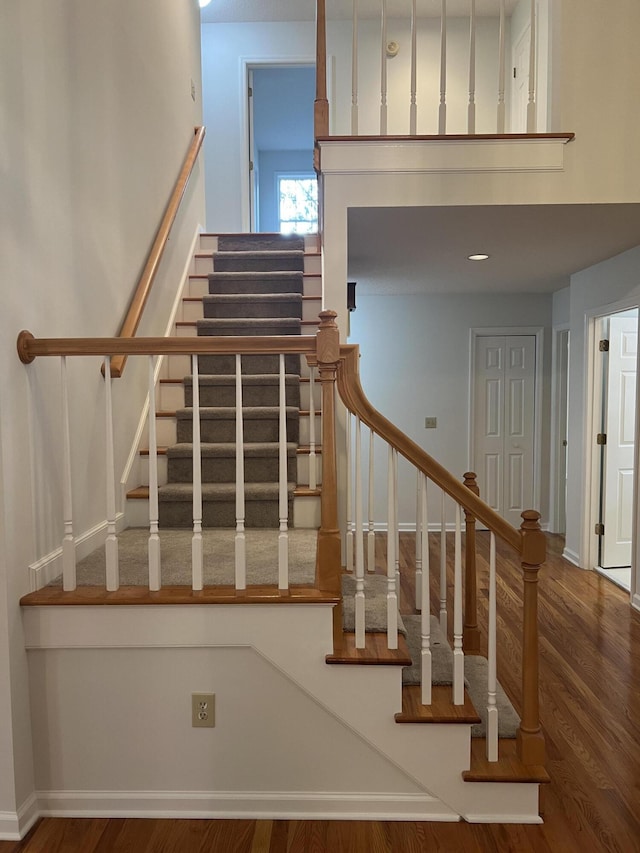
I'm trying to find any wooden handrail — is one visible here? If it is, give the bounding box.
[109,126,206,378]
[334,339,522,553]
[17,332,317,363]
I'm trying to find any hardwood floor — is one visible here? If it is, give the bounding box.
[4,533,640,851]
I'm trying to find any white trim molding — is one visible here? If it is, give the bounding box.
[0,792,39,841]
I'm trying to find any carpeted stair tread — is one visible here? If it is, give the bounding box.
[184,374,301,386]
[197,354,301,375]
[464,656,520,739]
[402,614,455,686]
[217,234,305,252]
[158,482,295,501]
[167,442,297,458]
[203,293,303,320]
[341,573,407,635]
[197,317,302,336]
[208,272,304,296]
[175,406,299,420]
[213,252,304,273]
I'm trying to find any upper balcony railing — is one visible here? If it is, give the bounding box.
[315,0,541,139]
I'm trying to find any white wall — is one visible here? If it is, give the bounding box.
[349,292,553,527]
[0,0,204,835]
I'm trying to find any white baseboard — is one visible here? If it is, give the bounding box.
[29,514,126,591]
[463,812,543,825]
[562,547,581,567]
[0,792,39,841]
[632,593,640,613]
[34,790,455,822]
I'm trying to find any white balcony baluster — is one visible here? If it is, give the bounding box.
[351,0,359,134]
[147,356,161,591]
[420,474,432,704]
[380,0,388,135]
[60,357,76,591]
[278,353,289,589]
[103,356,119,591]
[453,502,464,704]
[191,354,203,591]
[354,416,365,648]
[497,0,506,132]
[468,0,476,133]
[410,0,417,134]
[415,469,422,610]
[487,532,499,760]
[235,354,246,591]
[527,0,537,132]
[439,0,447,133]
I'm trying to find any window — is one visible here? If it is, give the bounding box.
[278,175,318,234]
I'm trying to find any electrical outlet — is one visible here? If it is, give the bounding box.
[192,693,215,728]
[425,417,437,429]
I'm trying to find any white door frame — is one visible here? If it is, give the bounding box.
[238,56,334,232]
[468,326,545,524]
[549,324,569,534]
[583,299,639,587]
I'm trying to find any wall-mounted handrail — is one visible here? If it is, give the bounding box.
[109,126,206,378]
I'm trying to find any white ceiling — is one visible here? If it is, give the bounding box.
[347,204,640,294]
[200,0,520,25]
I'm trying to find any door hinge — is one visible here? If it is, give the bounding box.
[595,522,604,536]
[249,160,254,171]
[599,339,610,352]
[248,86,253,97]
[596,433,607,445]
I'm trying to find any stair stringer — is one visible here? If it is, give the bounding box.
[23,603,541,823]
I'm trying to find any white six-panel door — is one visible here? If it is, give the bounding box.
[474,336,536,528]
[601,316,638,568]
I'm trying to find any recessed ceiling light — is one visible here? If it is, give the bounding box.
[199,0,212,7]
[467,253,490,261]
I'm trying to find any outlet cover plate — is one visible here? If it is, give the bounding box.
[192,693,215,728]
[425,417,437,429]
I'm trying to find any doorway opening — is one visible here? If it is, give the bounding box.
[590,308,638,591]
[245,64,316,232]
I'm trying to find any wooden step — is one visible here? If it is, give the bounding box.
[463,738,550,784]
[326,632,412,666]
[394,685,481,724]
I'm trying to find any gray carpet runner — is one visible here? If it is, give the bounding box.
[158,233,306,528]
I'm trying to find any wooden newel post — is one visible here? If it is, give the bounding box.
[462,472,481,654]
[316,311,342,602]
[517,509,546,766]
[315,0,329,138]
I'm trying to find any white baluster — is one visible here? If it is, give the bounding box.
[235,354,246,591]
[147,356,161,591]
[487,532,499,760]
[420,474,432,704]
[497,0,506,133]
[354,416,365,648]
[308,365,317,490]
[393,447,400,595]
[468,0,476,133]
[380,0,388,135]
[103,357,119,591]
[191,354,203,591]
[415,469,422,611]
[351,0,359,134]
[346,410,354,572]
[387,446,398,649]
[439,490,447,634]
[367,427,375,573]
[439,0,447,134]
[410,0,417,134]
[278,354,289,589]
[60,357,76,591]
[453,502,464,704]
[527,0,537,132]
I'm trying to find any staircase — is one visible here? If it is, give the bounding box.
[125,232,322,530]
